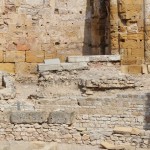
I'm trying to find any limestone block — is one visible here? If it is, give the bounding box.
[5,51,25,62]
[114,127,132,134]
[17,44,30,51]
[15,62,38,74]
[61,62,88,71]
[26,0,44,6]
[128,65,142,74]
[68,55,121,63]
[121,65,128,74]
[48,110,75,125]
[0,63,15,74]
[0,51,3,62]
[68,56,90,63]
[38,64,61,72]
[148,65,150,73]
[0,111,11,123]
[142,64,148,74]
[44,58,60,65]
[10,111,48,124]
[100,141,124,150]
[121,59,137,65]
[26,51,44,63]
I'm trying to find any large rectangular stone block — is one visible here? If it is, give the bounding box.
[5,51,25,62]
[0,111,11,123]
[10,111,48,124]
[15,62,38,74]
[26,51,44,63]
[61,62,88,70]
[68,55,121,63]
[38,64,61,72]
[128,65,142,74]
[0,63,15,73]
[48,110,75,125]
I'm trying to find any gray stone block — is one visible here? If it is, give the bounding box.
[67,55,120,63]
[68,56,90,63]
[61,62,88,70]
[38,64,61,72]
[90,55,120,62]
[10,111,48,124]
[44,58,60,65]
[48,110,75,125]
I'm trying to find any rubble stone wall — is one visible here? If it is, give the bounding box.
[0,93,149,149]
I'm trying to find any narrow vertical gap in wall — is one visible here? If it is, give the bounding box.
[83,0,110,55]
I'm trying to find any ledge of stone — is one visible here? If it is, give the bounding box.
[38,62,88,72]
[68,55,121,63]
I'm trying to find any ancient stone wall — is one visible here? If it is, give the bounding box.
[0,0,149,75]
[145,0,150,63]
[0,0,108,74]
[0,93,149,149]
[118,0,144,74]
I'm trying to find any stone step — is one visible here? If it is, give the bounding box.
[68,55,121,63]
[38,62,88,72]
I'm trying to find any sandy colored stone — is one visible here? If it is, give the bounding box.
[15,62,37,74]
[113,127,132,134]
[0,51,4,62]
[100,141,124,150]
[5,51,25,62]
[128,65,142,74]
[0,63,15,73]
[26,51,44,63]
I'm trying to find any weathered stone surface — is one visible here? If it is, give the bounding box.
[113,127,142,135]
[48,110,75,125]
[38,62,88,72]
[15,62,38,74]
[68,55,120,63]
[68,56,90,63]
[100,141,124,150]
[113,127,132,134]
[26,51,44,63]
[10,111,48,124]
[0,63,15,74]
[142,65,148,74]
[38,64,61,72]
[0,111,11,123]
[44,58,60,65]
[0,72,16,100]
[5,51,25,63]
[61,62,88,71]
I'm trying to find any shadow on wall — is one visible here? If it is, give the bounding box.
[83,0,110,55]
[145,93,150,148]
